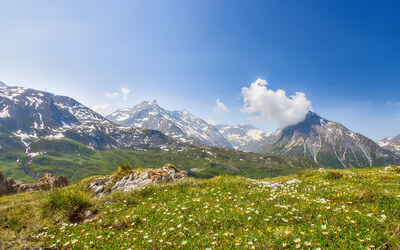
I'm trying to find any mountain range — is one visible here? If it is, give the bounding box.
[0,82,398,183]
[107,100,233,149]
[0,85,320,182]
[263,112,399,168]
[108,101,400,168]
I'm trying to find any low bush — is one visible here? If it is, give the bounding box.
[324,170,344,180]
[42,188,93,222]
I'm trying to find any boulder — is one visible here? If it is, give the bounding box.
[90,164,187,196]
[0,172,69,197]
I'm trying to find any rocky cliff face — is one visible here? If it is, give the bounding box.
[0,171,69,196]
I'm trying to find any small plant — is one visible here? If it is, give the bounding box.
[324,170,343,180]
[164,163,180,172]
[113,163,134,179]
[42,188,93,222]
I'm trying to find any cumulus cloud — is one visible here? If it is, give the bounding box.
[105,92,119,98]
[120,88,130,100]
[104,88,131,100]
[241,78,312,127]
[206,119,217,126]
[214,98,230,113]
[92,104,112,116]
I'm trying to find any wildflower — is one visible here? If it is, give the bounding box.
[321,224,327,229]
[294,238,301,243]
[182,241,187,245]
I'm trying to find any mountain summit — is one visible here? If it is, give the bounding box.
[216,124,278,153]
[107,100,233,149]
[0,87,174,154]
[378,134,400,155]
[264,111,399,168]
[0,81,8,88]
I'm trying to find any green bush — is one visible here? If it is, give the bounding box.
[42,188,93,222]
[113,163,134,180]
[324,170,344,180]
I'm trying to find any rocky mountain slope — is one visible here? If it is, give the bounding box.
[0,87,175,154]
[107,100,233,148]
[0,85,321,183]
[378,135,400,155]
[216,124,278,153]
[264,111,400,168]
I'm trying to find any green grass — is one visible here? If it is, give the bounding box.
[0,138,322,183]
[1,166,399,249]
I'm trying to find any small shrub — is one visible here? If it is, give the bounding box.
[324,170,343,180]
[118,163,133,172]
[113,163,134,179]
[42,188,93,222]
[296,169,314,177]
[164,163,179,172]
[357,187,383,202]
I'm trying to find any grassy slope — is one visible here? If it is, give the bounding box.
[1,167,399,249]
[0,138,321,183]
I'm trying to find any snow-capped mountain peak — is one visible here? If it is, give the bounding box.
[216,124,279,152]
[265,111,399,168]
[0,87,175,154]
[0,81,8,88]
[107,101,233,148]
[378,135,400,155]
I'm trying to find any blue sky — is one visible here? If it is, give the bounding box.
[0,0,399,140]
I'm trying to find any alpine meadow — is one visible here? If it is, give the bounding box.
[1,1,400,249]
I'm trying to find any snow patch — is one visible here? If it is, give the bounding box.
[0,106,10,118]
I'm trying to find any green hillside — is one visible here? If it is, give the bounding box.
[1,166,399,249]
[0,138,321,183]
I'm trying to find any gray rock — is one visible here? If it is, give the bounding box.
[0,171,69,197]
[90,164,187,196]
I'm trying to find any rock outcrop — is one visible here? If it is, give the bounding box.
[89,164,187,196]
[0,171,69,196]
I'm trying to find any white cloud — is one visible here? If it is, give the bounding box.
[214,98,230,113]
[105,92,119,98]
[206,119,217,126]
[92,104,112,116]
[104,88,130,100]
[241,78,312,128]
[120,88,130,100]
